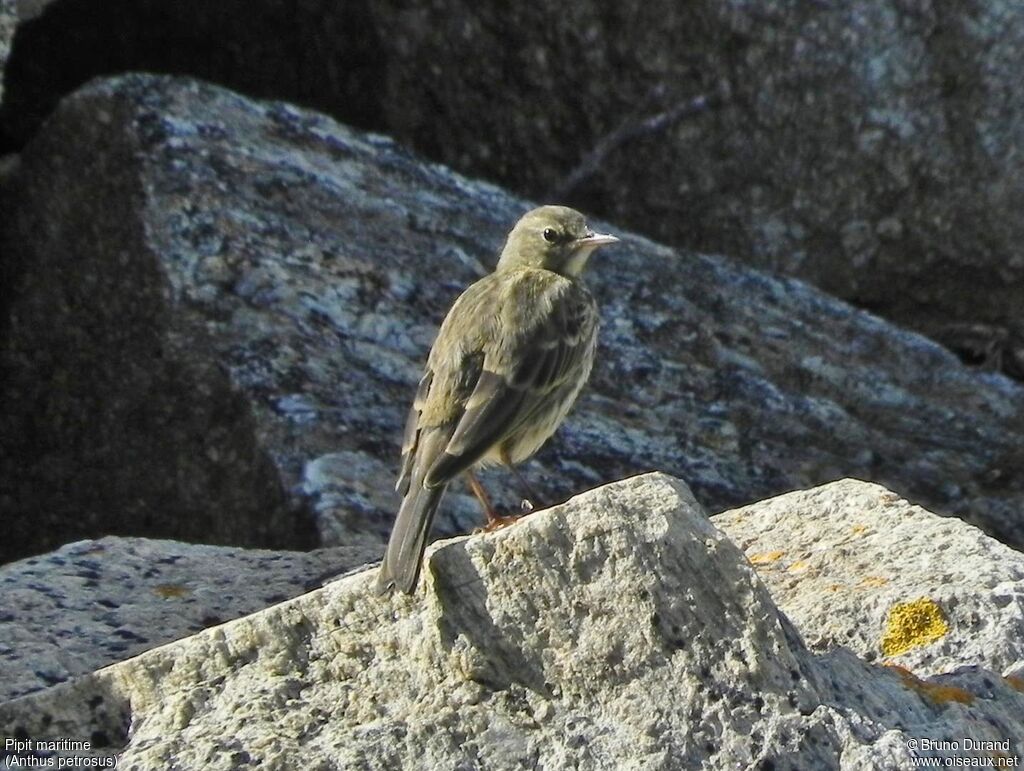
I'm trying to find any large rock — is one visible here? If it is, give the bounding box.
[367,2,1024,372]
[2,73,1024,562]
[714,480,1024,678]
[0,475,1021,769]
[2,3,1023,376]
[0,535,379,702]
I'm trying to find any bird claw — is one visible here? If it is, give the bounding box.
[472,511,523,534]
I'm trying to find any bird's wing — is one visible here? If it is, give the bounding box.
[383,271,594,594]
[421,272,597,488]
[395,275,495,497]
[395,369,432,496]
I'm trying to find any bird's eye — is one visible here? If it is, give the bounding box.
[543,228,558,243]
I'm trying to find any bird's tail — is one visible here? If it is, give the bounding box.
[376,481,447,595]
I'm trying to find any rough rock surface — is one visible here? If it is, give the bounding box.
[715,480,1024,679]
[3,2,1023,374]
[2,74,1024,563]
[366,1,1024,373]
[0,536,378,702]
[0,475,1021,769]
[395,0,1021,379]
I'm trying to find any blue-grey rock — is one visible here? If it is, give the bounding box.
[0,536,378,702]
[3,3,1024,376]
[2,74,1023,562]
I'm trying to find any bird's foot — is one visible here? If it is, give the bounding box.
[476,512,523,533]
[484,498,539,530]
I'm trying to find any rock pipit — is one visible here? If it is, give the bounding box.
[376,206,618,594]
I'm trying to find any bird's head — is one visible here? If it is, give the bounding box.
[496,205,619,278]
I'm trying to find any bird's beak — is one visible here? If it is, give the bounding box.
[574,231,620,249]
[563,230,619,276]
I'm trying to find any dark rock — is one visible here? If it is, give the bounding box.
[0,0,13,108]
[364,1,1024,380]
[0,0,384,151]
[2,74,1023,563]
[2,3,1024,379]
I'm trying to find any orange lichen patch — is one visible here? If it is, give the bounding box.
[1005,675,1024,693]
[153,583,191,599]
[880,598,949,656]
[851,524,870,535]
[748,550,785,565]
[787,560,811,573]
[858,576,890,588]
[916,683,974,705]
[887,665,975,705]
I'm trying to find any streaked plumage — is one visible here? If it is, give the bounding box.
[376,206,618,594]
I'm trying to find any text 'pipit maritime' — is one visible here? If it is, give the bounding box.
[376,206,619,594]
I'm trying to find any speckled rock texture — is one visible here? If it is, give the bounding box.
[2,73,1024,563]
[714,479,1024,680]
[0,536,378,702]
[2,2,1022,376]
[0,475,1021,769]
[364,1,1024,377]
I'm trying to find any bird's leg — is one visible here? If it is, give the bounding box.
[466,469,498,521]
[467,469,521,533]
[500,448,542,513]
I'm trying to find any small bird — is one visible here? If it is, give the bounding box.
[376,206,619,594]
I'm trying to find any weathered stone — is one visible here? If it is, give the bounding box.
[2,74,1024,562]
[0,475,1020,769]
[0,536,378,702]
[714,479,1024,678]
[2,3,1024,376]
[360,0,1024,378]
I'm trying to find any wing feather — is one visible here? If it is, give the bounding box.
[422,272,597,488]
[395,370,433,495]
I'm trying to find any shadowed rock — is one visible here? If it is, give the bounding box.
[4,1,1024,375]
[2,74,1024,561]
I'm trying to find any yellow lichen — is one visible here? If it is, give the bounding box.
[881,598,949,656]
[749,550,785,565]
[787,560,811,573]
[851,524,870,535]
